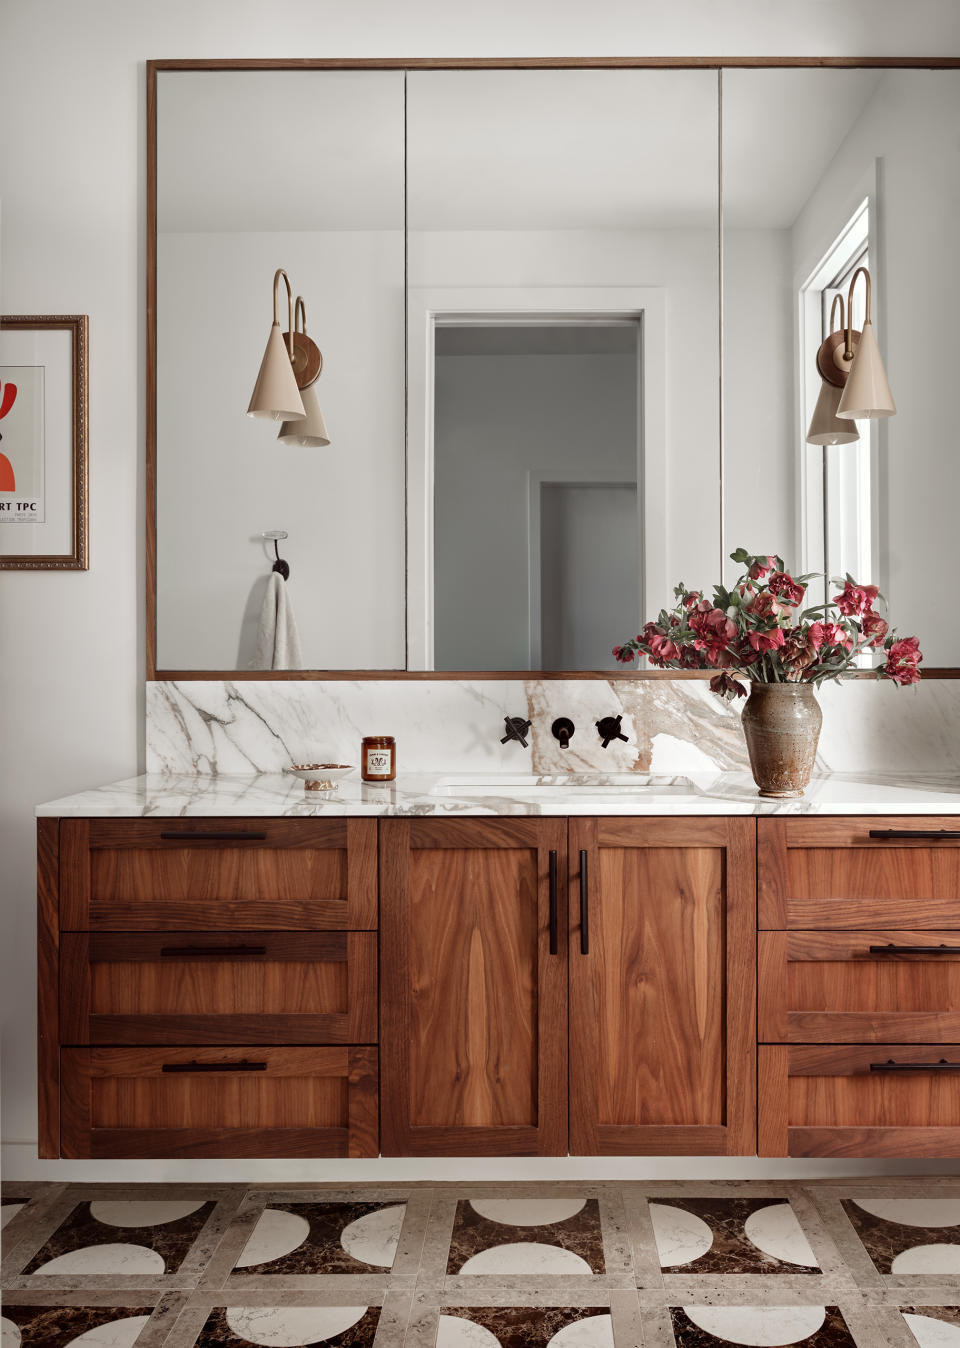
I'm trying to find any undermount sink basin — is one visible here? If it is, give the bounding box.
[429,773,695,798]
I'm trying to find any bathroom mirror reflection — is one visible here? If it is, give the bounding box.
[722,67,960,667]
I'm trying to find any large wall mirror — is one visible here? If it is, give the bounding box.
[149,60,960,676]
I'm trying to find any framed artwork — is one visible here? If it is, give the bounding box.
[0,315,88,569]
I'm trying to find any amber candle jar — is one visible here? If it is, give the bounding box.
[361,735,396,781]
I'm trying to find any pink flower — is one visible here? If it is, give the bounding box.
[768,572,805,608]
[748,626,786,653]
[821,621,855,652]
[747,590,777,619]
[835,580,879,617]
[748,555,778,580]
[807,621,826,650]
[709,672,747,700]
[612,644,634,663]
[861,609,889,647]
[884,636,923,685]
[649,633,680,662]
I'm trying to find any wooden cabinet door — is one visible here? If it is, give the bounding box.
[380,818,567,1156]
[568,817,756,1156]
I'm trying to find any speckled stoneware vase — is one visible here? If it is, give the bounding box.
[741,682,822,797]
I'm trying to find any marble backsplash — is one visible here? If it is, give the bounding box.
[145,678,960,778]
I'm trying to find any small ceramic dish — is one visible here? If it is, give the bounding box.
[288,763,354,792]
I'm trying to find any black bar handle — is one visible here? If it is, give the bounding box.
[869,829,960,840]
[160,944,268,958]
[579,849,589,955]
[548,850,558,955]
[161,1059,267,1074]
[870,1058,960,1073]
[869,943,960,955]
[159,831,267,842]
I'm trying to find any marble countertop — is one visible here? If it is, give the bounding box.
[35,769,960,817]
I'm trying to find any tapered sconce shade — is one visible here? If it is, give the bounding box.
[247,269,306,421]
[836,320,896,420]
[807,377,860,445]
[278,379,330,446]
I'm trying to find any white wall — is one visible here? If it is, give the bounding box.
[3,0,960,1170]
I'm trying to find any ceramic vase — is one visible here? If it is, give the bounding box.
[740,682,822,797]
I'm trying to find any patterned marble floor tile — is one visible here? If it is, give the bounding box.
[667,1303,856,1345]
[14,1198,219,1279]
[840,1200,960,1279]
[433,1305,616,1346]
[898,1306,960,1346]
[187,1304,382,1346]
[223,1202,408,1277]
[650,1199,820,1276]
[1,1301,159,1347]
[446,1200,605,1277]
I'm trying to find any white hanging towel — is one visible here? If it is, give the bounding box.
[254,571,303,670]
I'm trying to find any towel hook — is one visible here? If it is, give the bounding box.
[261,530,290,580]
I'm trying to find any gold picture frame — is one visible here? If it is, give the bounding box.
[0,314,88,570]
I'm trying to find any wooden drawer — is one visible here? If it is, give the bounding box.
[60,931,377,1045]
[759,817,960,929]
[760,930,960,1043]
[59,819,377,930]
[759,1044,960,1157]
[60,1046,378,1158]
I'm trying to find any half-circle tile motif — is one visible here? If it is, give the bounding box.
[547,1313,615,1346]
[1,1316,23,1348]
[469,1199,587,1226]
[89,1200,207,1228]
[235,1209,312,1269]
[66,1315,152,1347]
[436,1316,502,1348]
[682,1304,827,1345]
[458,1243,593,1275]
[224,1305,368,1345]
[892,1244,960,1275]
[30,1243,166,1276]
[743,1203,818,1267]
[902,1313,960,1347]
[339,1203,405,1267]
[853,1198,960,1228]
[649,1203,713,1267]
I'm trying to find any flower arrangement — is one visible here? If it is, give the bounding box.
[613,548,922,701]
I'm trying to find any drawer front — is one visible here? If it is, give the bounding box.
[59,819,377,930]
[760,931,960,1042]
[759,1044,960,1157]
[60,932,377,1045]
[60,1046,378,1158]
[759,817,960,929]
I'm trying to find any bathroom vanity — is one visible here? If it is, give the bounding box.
[36,773,960,1162]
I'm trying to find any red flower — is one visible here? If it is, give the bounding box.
[709,672,747,701]
[748,626,786,653]
[748,555,778,580]
[768,572,805,608]
[836,580,879,617]
[747,590,777,619]
[682,591,701,609]
[884,636,923,685]
[649,633,680,662]
[861,609,889,647]
[807,621,826,650]
[821,621,855,652]
[612,644,635,663]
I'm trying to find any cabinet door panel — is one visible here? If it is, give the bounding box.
[569,817,755,1155]
[380,818,567,1155]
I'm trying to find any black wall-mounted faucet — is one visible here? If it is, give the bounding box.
[551,717,575,749]
[500,715,532,748]
[596,714,628,749]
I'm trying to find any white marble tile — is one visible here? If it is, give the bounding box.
[649,1204,714,1268]
[891,1245,960,1275]
[547,1315,616,1347]
[680,1303,828,1344]
[850,1198,960,1227]
[902,1312,960,1347]
[223,1305,369,1344]
[339,1204,405,1268]
[742,1204,818,1268]
[468,1199,588,1227]
[29,1243,166,1275]
[235,1209,311,1268]
[457,1243,595,1275]
[87,1201,207,1228]
[436,1316,501,1347]
[66,1316,152,1348]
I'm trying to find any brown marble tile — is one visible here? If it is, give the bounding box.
[841,1200,960,1278]
[446,1198,605,1275]
[192,1305,381,1345]
[437,1305,614,1346]
[20,1199,218,1277]
[668,1304,856,1345]
[1,1302,156,1346]
[652,1198,821,1276]
[228,1202,406,1276]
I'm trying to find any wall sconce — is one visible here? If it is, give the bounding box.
[278,299,330,447]
[806,295,860,445]
[808,265,896,440]
[247,269,306,421]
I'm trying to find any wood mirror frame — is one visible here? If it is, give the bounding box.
[146,56,960,681]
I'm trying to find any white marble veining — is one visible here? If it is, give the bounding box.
[146,677,960,778]
[35,767,960,816]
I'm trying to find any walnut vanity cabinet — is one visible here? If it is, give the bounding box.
[758,817,960,1158]
[39,817,379,1159]
[379,816,756,1157]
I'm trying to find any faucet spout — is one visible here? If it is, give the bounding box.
[551,717,575,749]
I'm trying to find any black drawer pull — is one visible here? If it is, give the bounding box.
[868,829,960,840]
[160,944,267,958]
[548,850,558,955]
[869,943,960,955]
[159,831,267,842]
[161,1059,267,1073]
[870,1058,960,1073]
[579,849,589,955]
